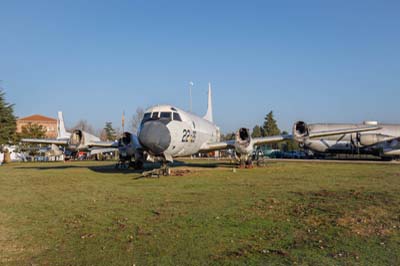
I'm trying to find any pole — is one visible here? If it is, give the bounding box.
[189,81,194,112]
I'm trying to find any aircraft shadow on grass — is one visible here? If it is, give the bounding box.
[15,160,236,175]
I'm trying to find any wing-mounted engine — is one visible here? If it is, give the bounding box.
[69,130,101,151]
[293,121,309,143]
[117,132,143,169]
[118,132,137,158]
[69,130,85,151]
[351,132,394,148]
[234,128,254,155]
[233,128,257,168]
[358,133,394,147]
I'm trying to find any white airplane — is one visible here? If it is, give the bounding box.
[91,84,291,172]
[21,112,116,156]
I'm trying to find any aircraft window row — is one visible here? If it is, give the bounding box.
[173,112,182,121]
[142,112,182,123]
[160,112,171,119]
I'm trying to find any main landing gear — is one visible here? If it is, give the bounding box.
[140,161,171,178]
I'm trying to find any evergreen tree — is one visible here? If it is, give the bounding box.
[104,122,116,141]
[251,125,263,138]
[0,90,17,145]
[263,111,281,149]
[263,111,281,136]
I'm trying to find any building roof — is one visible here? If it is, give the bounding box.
[18,114,57,122]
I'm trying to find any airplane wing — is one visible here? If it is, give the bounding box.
[199,135,290,152]
[21,138,69,145]
[87,141,119,148]
[308,125,381,139]
[89,147,118,155]
[199,140,235,152]
[252,134,292,145]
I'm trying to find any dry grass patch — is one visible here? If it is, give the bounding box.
[337,206,395,236]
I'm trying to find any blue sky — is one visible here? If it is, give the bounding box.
[1,0,400,133]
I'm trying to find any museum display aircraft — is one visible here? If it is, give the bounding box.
[293,121,400,159]
[21,112,116,157]
[22,84,292,172]
[92,84,291,171]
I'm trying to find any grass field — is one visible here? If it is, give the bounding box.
[1,160,400,266]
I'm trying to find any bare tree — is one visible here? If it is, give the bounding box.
[130,107,144,134]
[71,120,96,135]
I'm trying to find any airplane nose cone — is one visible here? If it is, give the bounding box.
[139,121,171,155]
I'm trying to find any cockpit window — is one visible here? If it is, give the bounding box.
[173,112,182,121]
[140,113,152,125]
[143,113,151,121]
[160,112,172,120]
[151,112,159,119]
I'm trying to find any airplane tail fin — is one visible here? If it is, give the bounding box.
[57,111,68,139]
[203,83,213,122]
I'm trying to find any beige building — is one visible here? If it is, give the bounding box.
[17,114,57,138]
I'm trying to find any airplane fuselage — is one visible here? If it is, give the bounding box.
[303,122,400,157]
[137,105,220,160]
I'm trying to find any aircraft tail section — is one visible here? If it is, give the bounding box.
[57,111,69,139]
[203,83,213,122]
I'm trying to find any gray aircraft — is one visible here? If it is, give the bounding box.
[293,121,400,159]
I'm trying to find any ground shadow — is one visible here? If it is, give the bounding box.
[14,160,238,175]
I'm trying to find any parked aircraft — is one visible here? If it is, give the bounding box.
[292,121,400,159]
[94,84,291,172]
[21,112,115,156]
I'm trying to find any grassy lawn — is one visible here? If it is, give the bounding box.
[0,160,399,265]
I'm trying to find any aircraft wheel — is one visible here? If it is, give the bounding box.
[134,160,144,170]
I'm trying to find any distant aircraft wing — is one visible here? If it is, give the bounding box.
[89,147,118,155]
[308,126,381,139]
[21,138,69,145]
[87,141,119,148]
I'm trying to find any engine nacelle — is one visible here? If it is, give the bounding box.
[293,121,309,142]
[118,132,138,158]
[358,133,392,147]
[234,128,254,155]
[69,130,100,151]
[69,130,85,151]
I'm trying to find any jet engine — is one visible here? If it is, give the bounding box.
[234,128,253,155]
[69,130,85,151]
[233,128,256,166]
[69,130,102,151]
[117,132,143,169]
[358,133,393,147]
[118,132,136,158]
[293,121,309,143]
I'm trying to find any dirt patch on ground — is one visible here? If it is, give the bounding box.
[291,190,399,237]
[171,169,193,176]
[337,206,394,236]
